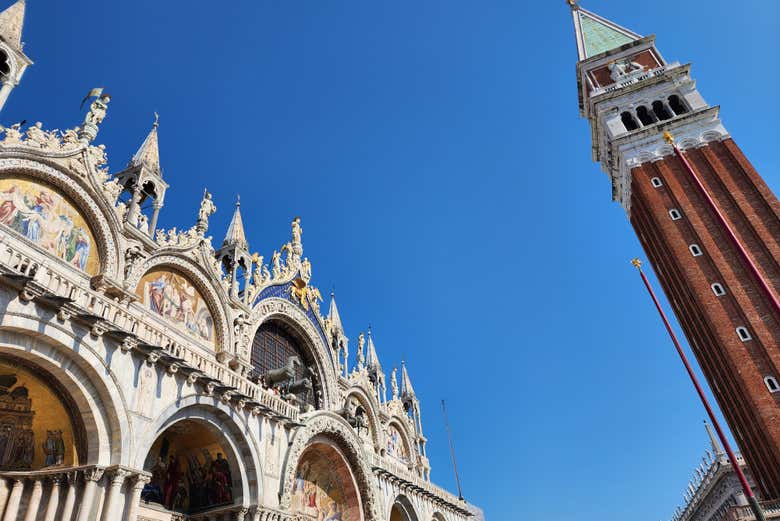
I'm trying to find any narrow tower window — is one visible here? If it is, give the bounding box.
[652,100,673,121]
[636,106,657,126]
[669,209,682,220]
[621,111,640,131]
[711,283,726,296]
[689,244,703,257]
[765,377,780,393]
[651,177,663,188]
[668,95,689,115]
[736,327,752,341]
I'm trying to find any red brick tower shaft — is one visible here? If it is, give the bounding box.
[570,3,780,498]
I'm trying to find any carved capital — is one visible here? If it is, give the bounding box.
[83,467,105,482]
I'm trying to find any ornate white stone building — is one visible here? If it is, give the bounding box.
[669,423,780,521]
[0,2,483,521]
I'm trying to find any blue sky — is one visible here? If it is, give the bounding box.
[6,1,779,520]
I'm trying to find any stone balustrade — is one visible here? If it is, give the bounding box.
[725,500,780,521]
[0,234,299,422]
[0,465,149,521]
[367,452,473,517]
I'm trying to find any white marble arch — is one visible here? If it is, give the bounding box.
[249,298,339,409]
[0,157,122,280]
[389,494,419,521]
[279,411,381,521]
[343,386,382,453]
[385,415,415,463]
[0,326,130,466]
[132,396,264,507]
[125,254,232,354]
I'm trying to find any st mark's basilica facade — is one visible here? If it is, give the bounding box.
[0,2,483,521]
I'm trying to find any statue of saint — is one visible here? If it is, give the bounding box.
[291,217,302,247]
[85,94,110,127]
[391,368,398,399]
[197,189,217,233]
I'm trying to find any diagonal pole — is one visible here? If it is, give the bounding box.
[632,258,765,521]
[441,400,464,501]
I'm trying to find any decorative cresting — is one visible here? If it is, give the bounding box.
[279,412,381,521]
[0,158,120,279]
[126,255,231,353]
[344,386,383,453]
[249,297,338,409]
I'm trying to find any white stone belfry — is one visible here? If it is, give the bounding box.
[0,0,30,112]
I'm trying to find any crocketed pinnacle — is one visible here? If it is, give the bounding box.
[130,114,162,176]
[327,292,344,334]
[400,361,415,398]
[223,197,248,250]
[366,327,382,373]
[0,0,26,51]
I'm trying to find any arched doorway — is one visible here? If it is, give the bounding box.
[0,356,86,470]
[140,419,240,515]
[390,495,419,521]
[291,442,363,521]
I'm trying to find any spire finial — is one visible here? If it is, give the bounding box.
[153,111,159,129]
[704,420,725,458]
[566,0,579,9]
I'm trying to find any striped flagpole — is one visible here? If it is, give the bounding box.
[632,258,766,521]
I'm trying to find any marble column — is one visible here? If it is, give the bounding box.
[22,479,43,521]
[75,468,104,521]
[42,475,62,521]
[123,474,150,521]
[0,81,15,113]
[0,478,10,519]
[101,469,129,521]
[60,472,79,521]
[2,479,24,521]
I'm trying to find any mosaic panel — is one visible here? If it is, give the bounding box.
[0,176,99,274]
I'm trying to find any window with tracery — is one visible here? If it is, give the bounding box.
[251,322,318,408]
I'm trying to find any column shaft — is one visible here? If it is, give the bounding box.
[0,478,10,519]
[60,474,78,521]
[75,479,98,521]
[22,479,43,521]
[43,478,61,521]
[2,480,24,521]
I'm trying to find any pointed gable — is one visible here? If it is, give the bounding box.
[366,329,382,372]
[130,116,162,176]
[571,5,641,60]
[0,0,25,51]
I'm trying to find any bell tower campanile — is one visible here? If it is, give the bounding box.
[570,3,780,499]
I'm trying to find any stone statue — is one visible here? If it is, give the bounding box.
[25,122,47,147]
[357,333,365,368]
[85,94,110,127]
[608,58,645,81]
[291,217,302,248]
[138,214,149,234]
[124,245,143,279]
[197,189,217,233]
[301,258,312,282]
[271,250,282,279]
[102,178,122,204]
[391,368,398,399]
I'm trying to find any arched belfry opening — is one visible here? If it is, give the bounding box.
[140,419,240,516]
[252,320,321,411]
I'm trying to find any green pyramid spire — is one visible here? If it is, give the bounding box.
[571,5,641,60]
